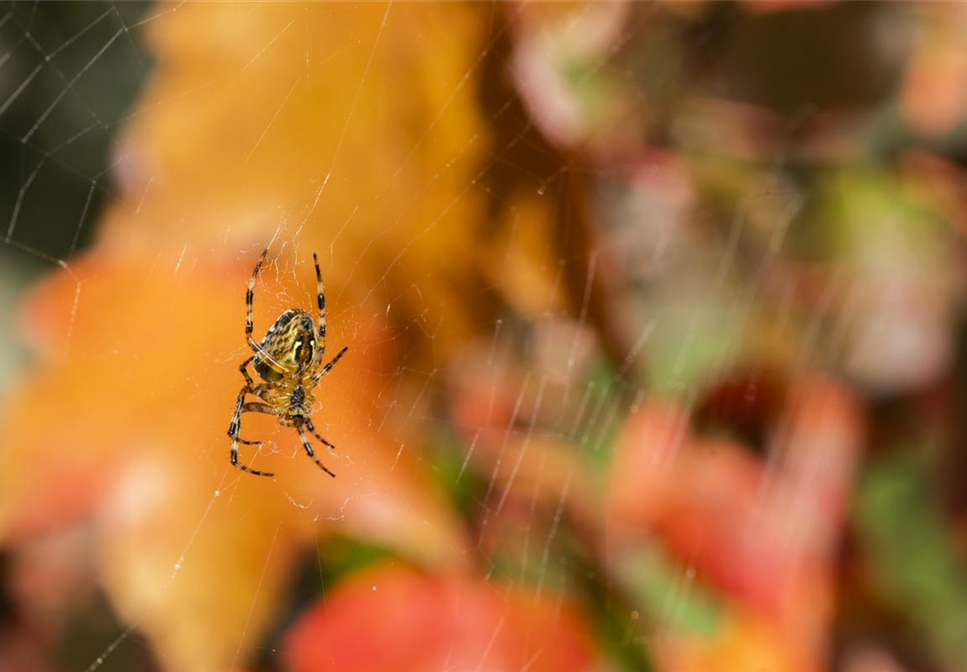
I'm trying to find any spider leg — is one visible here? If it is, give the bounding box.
[237,359,276,403]
[310,345,348,386]
[240,405,336,477]
[237,401,278,438]
[228,387,274,477]
[239,356,256,387]
[304,417,336,452]
[296,424,336,478]
[312,252,327,354]
[242,250,292,373]
[245,248,268,354]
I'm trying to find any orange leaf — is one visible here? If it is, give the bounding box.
[105,2,495,364]
[0,248,467,671]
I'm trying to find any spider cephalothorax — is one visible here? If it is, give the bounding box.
[227,248,348,478]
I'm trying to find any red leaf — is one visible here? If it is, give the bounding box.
[283,566,597,672]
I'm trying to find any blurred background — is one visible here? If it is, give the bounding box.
[1,2,967,671]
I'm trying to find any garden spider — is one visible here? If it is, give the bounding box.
[227,248,348,478]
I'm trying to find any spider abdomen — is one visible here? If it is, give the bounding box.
[253,308,318,381]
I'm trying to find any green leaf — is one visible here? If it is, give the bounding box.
[854,450,967,670]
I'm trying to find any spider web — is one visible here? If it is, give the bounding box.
[7,3,687,670]
[0,2,886,672]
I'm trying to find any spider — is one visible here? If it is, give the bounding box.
[227,248,348,478]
